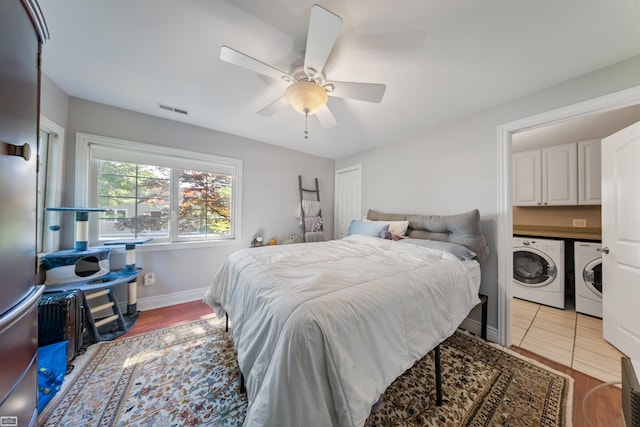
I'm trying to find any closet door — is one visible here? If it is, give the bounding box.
[334,165,361,239]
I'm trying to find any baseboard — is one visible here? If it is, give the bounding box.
[136,287,209,311]
[459,317,498,343]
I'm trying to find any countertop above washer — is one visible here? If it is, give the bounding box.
[513,225,601,241]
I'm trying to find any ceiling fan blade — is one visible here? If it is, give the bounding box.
[220,46,293,82]
[328,81,386,103]
[316,105,337,129]
[303,5,342,78]
[257,96,290,117]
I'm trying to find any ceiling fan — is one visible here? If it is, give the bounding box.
[219,4,386,138]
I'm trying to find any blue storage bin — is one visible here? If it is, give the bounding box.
[37,340,68,413]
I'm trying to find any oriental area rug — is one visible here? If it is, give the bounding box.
[39,318,572,426]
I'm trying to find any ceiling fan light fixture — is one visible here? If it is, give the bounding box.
[285,80,328,115]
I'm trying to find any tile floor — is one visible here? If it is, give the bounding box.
[512,297,625,384]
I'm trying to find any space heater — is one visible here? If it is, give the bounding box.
[622,357,640,427]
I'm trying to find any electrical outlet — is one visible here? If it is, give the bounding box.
[572,219,587,228]
[143,272,155,285]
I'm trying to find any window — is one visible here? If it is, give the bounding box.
[76,133,242,248]
[37,116,65,254]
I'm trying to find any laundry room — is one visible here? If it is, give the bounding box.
[510,103,640,383]
[513,204,601,310]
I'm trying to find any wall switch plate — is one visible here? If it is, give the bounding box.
[572,219,587,228]
[143,272,155,285]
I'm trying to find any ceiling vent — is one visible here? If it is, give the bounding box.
[158,103,188,115]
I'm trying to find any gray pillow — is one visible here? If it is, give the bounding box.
[366,208,490,263]
[399,238,477,261]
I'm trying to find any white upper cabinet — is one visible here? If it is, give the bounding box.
[542,142,578,205]
[578,139,602,205]
[513,142,578,206]
[513,149,542,206]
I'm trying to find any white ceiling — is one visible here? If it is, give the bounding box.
[39,0,640,160]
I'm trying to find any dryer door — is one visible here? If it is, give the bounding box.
[513,247,557,287]
[583,259,602,297]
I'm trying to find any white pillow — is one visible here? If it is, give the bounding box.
[363,219,409,236]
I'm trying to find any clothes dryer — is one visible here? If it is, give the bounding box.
[574,241,603,318]
[513,237,565,309]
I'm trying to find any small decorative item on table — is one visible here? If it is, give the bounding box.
[283,235,300,244]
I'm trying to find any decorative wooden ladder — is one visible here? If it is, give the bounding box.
[298,175,323,242]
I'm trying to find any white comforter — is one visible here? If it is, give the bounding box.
[204,234,480,427]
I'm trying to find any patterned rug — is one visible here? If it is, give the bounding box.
[39,318,573,426]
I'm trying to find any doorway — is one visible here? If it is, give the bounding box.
[497,86,640,378]
[509,109,640,382]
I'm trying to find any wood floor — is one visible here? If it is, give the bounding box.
[124,300,623,427]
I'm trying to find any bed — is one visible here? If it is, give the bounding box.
[204,208,489,427]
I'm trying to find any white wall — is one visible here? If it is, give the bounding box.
[336,55,640,334]
[41,89,335,309]
[40,74,69,130]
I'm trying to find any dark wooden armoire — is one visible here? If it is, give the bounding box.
[0,1,48,425]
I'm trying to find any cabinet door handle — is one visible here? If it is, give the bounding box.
[600,247,610,254]
[2,141,32,161]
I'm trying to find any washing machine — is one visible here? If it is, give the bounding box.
[574,241,603,318]
[512,237,565,309]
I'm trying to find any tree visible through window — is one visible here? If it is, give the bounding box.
[97,160,232,241]
[178,169,232,237]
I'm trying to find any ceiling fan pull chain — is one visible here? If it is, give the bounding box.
[304,108,309,139]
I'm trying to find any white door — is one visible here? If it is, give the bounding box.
[602,121,640,359]
[334,165,361,239]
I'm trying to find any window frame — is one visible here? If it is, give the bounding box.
[76,133,242,251]
[38,115,65,255]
